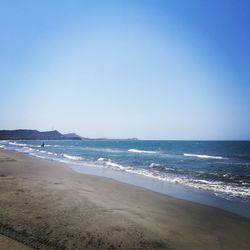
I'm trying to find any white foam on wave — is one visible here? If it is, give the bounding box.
[29,153,46,159]
[149,163,167,171]
[16,147,34,153]
[128,149,157,154]
[97,158,127,170]
[133,170,250,199]
[46,144,61,147]
[185,179,250,200]
[63,153,84,161]
[105,160,126,170]
[184,153,225,160]
[9,142,28,147]
[93,159,250,200]
[149,163,162,168]
[97,157,105,161]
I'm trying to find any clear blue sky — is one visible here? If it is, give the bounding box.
[0,0,249,140]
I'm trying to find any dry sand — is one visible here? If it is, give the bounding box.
[0,149,250,249]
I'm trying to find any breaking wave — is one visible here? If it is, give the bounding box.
[149,163,166,171]
[184,153,225,160]
[128,149,157,154]
[9,142,28,147]
[63,154,84,161]
[97,158,127,170]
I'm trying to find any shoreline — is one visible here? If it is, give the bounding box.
[1,149,250,249]
[1,144,249,219]
[65,157,250,219]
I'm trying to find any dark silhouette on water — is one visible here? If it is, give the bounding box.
[41,143,45,148]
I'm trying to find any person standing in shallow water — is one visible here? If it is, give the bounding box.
[41,142,45,147]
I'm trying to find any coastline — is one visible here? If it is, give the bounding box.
[0,149,250,249]
[65,157,250,219]
[1,140,249,219]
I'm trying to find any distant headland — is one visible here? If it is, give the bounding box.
[0,129,139,141]
[0,129,81,140]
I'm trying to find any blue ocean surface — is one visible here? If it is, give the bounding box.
[1,140,250,216]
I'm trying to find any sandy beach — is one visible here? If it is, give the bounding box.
[0,149,250,249]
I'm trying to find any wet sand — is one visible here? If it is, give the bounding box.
[0,234,31,250]
[0,149,250,249]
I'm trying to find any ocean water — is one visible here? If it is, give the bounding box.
[1,140,250,216]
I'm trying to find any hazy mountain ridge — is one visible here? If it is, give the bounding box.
[0,129,81,140]
[0,129,139,140]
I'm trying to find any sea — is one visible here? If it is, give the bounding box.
[1,140,250,218]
